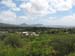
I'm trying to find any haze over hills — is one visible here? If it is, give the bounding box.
[20,23,75,28]
[0,22,75,28]
[0,23,51,27]
[0,23,20,27]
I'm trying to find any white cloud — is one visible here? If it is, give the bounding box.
[20,0,73,16]
[72,0,75,6]
[20,0,49,16]
[0,10,17,24]
[49,0,72,11]
[18,16,31,23]
[0,0,74,25]
[48,14,75,26]
[1,0,21,11]
[0,10,75,26]
[0,10,28,24]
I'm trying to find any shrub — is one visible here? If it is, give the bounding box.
[4,33,24,48]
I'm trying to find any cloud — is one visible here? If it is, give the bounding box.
[0,10,75,26]
[0,10,17,24]
[0,0,74,26]
[72,0,75,6]
[48,14,75,26]
[18,16,31,24]
[20,0,73,16]
[49,0,72,11]
[0,10,28,24]
[1,0,20,11]
[20,0,49,16]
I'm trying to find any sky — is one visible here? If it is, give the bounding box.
[0,0,75,26]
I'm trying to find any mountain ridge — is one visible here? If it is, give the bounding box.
[0,23,75,28]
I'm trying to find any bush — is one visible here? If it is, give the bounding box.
[4,33,24,48]
[68,52,75,56]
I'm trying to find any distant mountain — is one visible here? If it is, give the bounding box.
[20,23,45,27]
[0,23,19,27]
[30,24,45,27]
[0,22,75,28]
[20,23,66,28]
[20,23,29,27]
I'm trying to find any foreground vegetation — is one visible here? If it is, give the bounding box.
[0,28,75,56]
